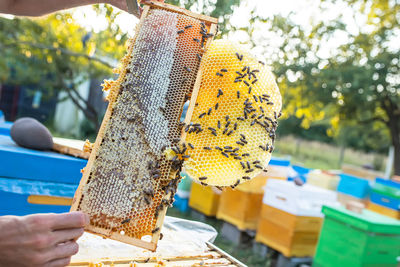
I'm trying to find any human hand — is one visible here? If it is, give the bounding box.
[0,212,89,267]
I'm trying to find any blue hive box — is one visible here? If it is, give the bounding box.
[0,135,86,184]
[337,173,370,199]
[0,177,77,216]
[0,134,86,215]
[370,178,400,211]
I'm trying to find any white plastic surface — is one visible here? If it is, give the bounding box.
[73,216,218,261]
[263,179,338,217]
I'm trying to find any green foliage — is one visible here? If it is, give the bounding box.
[0,1,240,135]
[277,116,334,144]
[0,5,128,129]
[244,0,400,173]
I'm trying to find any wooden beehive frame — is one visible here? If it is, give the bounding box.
[69,242,246,266]
[70,2,217,251]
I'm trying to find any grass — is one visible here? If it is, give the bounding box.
[166,207,273,267]
[273,135,387,171]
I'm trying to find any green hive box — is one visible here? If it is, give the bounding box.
[313,206,400,267]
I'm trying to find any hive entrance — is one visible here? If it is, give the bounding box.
[71,2,218,251]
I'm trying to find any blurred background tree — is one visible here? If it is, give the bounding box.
[0,0,398,174]
[0,5,128,130]
[238,0,399,174]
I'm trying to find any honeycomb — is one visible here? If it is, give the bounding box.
[71,4,217,251]
[183,40,282,187]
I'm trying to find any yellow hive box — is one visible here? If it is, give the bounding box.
[216,176,286,230]
[367,201,400,220]
[189,181,221,216]
[216,162,290,230]
[255,204,323,257]
[217,186,263,230]
[307,170,339,191]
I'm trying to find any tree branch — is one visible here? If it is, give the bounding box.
[358,116,388,125]
[3,41,116,69]
[68,86,98,118]
[65,87,97,123]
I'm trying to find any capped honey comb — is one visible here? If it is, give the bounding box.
[71,2,218,251]
[183,40,282,187]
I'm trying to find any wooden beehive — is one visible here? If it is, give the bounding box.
[189,181,221,217]
[255,204,323,257]
[216,163,289,230]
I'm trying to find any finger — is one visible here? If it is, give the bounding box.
[52,228,84,244]
[50,212,89,230]
[43,241,79,262]
[45,257,72,267]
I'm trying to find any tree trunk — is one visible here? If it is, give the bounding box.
[387,115,400,176]
[65,86,100,131]
[381,97,400,176]
[390,127,400,176]
[338,144,345,169]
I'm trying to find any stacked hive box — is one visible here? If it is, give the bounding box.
[337,173,370,206]
[0,134,86,216]
[255,179,338,257]
[367,178,400,219]
[307,170,340,191]
[216,158,290,230]
[314,206,400,267]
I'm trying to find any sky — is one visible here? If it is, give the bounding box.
[70,0,362,61]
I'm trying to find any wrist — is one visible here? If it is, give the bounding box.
[0,215,21,233]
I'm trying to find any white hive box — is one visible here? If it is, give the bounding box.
[263,179,338,217]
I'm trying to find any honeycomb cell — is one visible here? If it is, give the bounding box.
[183,40,282,187]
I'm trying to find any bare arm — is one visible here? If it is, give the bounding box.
[0,0,127,16]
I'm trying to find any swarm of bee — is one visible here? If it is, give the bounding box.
[172,40,282,187]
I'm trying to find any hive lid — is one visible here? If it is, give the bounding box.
[0,135,86,184]
[322,205,400,234]
[269,157,290,167]
[263,179,338,217]
[265,179,337,199]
